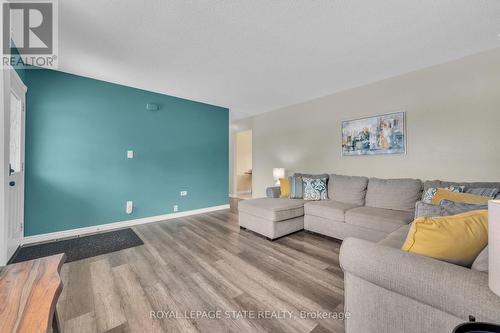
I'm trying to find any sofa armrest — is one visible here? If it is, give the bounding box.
[266,186,281,198]
[340,237,500,323]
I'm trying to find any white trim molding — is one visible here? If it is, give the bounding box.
[22,204,229,246]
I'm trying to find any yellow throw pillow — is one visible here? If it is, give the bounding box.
[401,210,488,267]
[279,178,290,198]
[431,188,492,205]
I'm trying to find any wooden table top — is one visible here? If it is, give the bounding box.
[0,254,66,333]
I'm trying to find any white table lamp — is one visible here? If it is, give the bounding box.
[489,200,500,297]
[273,168,285,186]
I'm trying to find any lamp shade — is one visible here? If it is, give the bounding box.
[273,168,285,185]
[489,200,500,297]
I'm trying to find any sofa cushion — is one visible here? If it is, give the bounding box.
[266,186,281,198]
[440,199,489,215]
[345,206,414,233]
[431,189,492,205]
[423,180,500,200]
[365,178,422,212]
[422,185,464,204]
[471,246,488,272]
[467,187,499,197]
[304,200,360,221]
[378,224,411,249]
[238,198,305,222]
[415,201,445,218]
[328,174,369,206]
[415,200,489,218]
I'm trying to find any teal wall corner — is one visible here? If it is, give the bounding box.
[24,69,229,236]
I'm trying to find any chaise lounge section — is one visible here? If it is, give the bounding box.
[238,198,305,240]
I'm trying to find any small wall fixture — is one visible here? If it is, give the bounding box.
[146,103,159,111]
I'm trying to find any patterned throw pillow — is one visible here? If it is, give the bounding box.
[288,176,303,199]
[431,189,491,205]
[439,199,489,215]
[422,185,465,204]
[415,199,488,218]
[466,187,499,197]
[302,177,328,201]
[414,201,445,218]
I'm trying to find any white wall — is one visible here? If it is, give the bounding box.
[232,48,500,197]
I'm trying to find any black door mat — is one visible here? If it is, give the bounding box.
[11,228,144,263]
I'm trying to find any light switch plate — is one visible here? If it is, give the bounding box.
[127,150,134,159]
[126,201,133,214]
[180,191,188,197]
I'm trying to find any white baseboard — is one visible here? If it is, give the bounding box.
[22,204,230,246]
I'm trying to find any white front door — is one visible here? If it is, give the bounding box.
[4,68,27,260]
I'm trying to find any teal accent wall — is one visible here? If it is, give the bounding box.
[24,69,228,236]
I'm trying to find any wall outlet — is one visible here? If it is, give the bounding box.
[126,201,133,214]
[180,191,188,197]
[127,150,134,159]
[173,205,179,212]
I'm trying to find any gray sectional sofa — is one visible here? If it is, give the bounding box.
[238,174,500,333]
[305,175,421,242]
[341,237,500,333]
[239,174,423,242]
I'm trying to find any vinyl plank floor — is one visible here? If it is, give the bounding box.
[57,209,345,333]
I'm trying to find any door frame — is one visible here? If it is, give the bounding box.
[2,66,27,264]
[234,129,252,196]
[0,66,5,265]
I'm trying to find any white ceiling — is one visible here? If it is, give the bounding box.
[58,0,500,119]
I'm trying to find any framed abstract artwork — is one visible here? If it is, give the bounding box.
[341,111,406,156]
